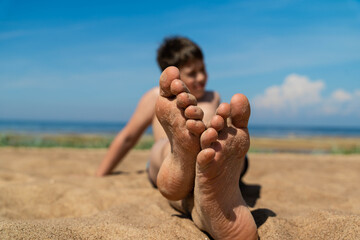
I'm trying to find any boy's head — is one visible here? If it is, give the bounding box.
[157,36,207,99]
[157,36,204,71]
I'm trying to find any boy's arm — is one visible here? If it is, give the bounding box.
[95,88,158,177]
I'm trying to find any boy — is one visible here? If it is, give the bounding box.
[96,37,258,239]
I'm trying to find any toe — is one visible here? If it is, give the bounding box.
[210,115,224,131]
[170,79,189,95]
[196,148,216,168]
[186,119,206,136]
[177,92,197,109]
[230,94,251,128]
[184,106,204,120]
[159,66,180,97]
[216,103,231,119]
[200,128,218,149]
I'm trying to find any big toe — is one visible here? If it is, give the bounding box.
[230,93,251,128]
[159,66,180,97]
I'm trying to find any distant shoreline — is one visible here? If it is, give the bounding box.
[1,132,359,154]
[1,119,360,138]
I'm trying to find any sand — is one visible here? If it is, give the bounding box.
[0,147,359,239]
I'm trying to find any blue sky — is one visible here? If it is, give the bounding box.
[1,0,359,126]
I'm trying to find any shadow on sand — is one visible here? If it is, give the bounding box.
[110,169,145,175]
[109,170,130,175]
[240,181,277,229]
[251,208,276,228]
[240,181,261,207]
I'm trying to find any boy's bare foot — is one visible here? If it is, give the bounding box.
[156,66,206,201]
[192,94,258,240]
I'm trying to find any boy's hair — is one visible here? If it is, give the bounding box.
[157,36,204,71]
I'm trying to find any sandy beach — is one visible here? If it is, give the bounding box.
[1,146,360,239]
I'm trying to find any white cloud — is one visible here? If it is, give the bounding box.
[253,74,324,113]
[253,74,360,118]
[331,89,352,102]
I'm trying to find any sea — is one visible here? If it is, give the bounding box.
[1,119,360,138]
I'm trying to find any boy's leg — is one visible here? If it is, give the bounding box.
[171,94,258,240]
[153,66,206,201]
[147,138,169,187]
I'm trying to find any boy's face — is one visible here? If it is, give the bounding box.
[179,59,208,99]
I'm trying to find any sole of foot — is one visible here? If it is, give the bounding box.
[156,66,206,201]
[193,93,258,240]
